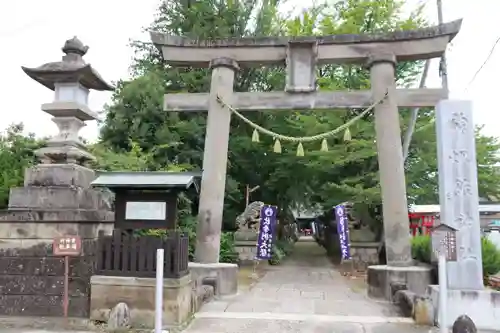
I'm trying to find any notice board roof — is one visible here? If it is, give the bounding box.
[91,171,201,191]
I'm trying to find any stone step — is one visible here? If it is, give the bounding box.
[185,316,432,333]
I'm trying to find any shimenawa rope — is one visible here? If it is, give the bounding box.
[215,91,388,155]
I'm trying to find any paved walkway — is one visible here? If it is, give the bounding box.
[186,237,432,333]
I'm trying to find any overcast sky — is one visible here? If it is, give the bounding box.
[0,0,498,142]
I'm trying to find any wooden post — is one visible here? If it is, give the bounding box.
[245,185,260,207]
[245,185,250,207]
[63,255,69,317]
[368,53,412,266]
[53,236,82,317]
[195,58,239,264]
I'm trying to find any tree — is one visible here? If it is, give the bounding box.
[405,124,500,204]
[0,124,43,208]
[98,0,500,228]
[100,0,288,227]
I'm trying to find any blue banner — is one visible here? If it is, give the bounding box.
[256,205,278,260]
[334,204,351,260]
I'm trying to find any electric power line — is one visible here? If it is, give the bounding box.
[416,32,500,133]
[464,36,500,93]
[0,19,48,38]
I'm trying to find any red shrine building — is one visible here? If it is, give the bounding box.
[408,204,500,236]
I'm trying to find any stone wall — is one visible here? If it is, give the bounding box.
[0,220,112,317]
[349,242,381,270]
[234,230,258,266]
[234,240,257,265]
[90,274,193,328]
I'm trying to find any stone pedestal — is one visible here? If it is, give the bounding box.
[234,230,258,265]
[90,274,193,329]
[420,286,500,331]
[8,163,112,212]
[23,163,95,187]
[367,264,432,300]
[235,240,258,265]
[0,162,113,317]
[188,262,238,296]
[350,242,381,270]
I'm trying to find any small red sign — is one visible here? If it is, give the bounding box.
[53,236,82,256]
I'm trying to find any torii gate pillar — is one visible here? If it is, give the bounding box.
[195,58,239,264]
[369,53,412,266]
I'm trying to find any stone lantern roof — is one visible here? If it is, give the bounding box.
[19,36,113,165]
[21,36,113,91]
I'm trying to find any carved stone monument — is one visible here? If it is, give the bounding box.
[424,101,500,331]
[436,101,483,288]
[151,21,461,295]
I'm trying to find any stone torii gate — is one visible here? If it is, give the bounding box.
[150,21,461,270]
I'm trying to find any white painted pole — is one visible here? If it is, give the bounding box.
[155,248,164,333]
[438,253,448,333]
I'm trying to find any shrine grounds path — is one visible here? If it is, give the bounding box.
[1,237,496,332]
[187,236,434,333]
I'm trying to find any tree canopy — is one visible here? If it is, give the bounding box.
[1,0,500,230]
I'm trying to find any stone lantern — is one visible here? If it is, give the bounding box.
[0,38,116,319]
[21,36,113,164]
[5,37,114,216]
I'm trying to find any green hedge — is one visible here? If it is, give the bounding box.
[269,238,295,265]
[139,215,238,263]
[411,235,500,278]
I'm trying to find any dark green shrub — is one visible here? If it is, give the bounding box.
[411,235,432,264]
[138,215,238,263]
[276,239,294,256]
[219,232,239,263]
[481,237,500,277]
[411,235,500,279]
[269,244,286,265]
[268,238,295,265]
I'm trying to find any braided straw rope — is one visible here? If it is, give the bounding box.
[216,92,388,143]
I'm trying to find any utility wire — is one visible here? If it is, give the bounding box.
[415,34,500,133]
[402,0,444,159]
[464,36,500,93]
[0,19,48,37]
[402,60,430,161]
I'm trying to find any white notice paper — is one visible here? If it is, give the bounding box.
[125,201,167,220]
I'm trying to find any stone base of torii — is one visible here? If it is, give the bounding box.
[151,20,500,330]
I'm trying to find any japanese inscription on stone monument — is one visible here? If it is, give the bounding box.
[436,100,483,289]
